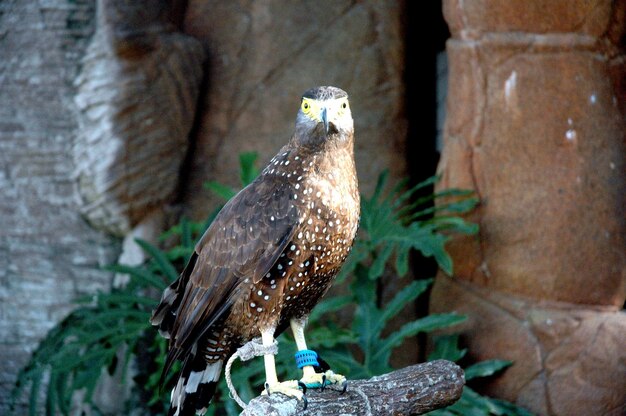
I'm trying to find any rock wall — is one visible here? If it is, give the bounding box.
[180,0,408,217]
[0,0,206,412]
[0,1,117,412]
[431,1,626,415]
[74,0,205,237]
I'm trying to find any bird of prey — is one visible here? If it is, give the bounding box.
[151,86,360,416]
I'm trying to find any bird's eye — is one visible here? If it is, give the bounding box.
[342,102,347,109]
[302,101,310,112]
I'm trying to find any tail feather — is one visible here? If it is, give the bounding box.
[151,252,198,338]
[168,358,223,416]
[152,251,223,415]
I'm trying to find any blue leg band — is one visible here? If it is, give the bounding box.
[295,349,319,369]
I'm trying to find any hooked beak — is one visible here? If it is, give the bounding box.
[321,107,329,134]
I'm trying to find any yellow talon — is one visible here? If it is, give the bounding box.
[262,380,304,400]
[300,369,346,389]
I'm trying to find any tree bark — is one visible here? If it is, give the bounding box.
[241,360,464,416]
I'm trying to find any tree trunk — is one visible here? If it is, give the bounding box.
[241,360,464,416]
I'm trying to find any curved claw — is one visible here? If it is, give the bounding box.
[264,382,271,396]
[301,393,308,411]
[341,379,348,394]
[320,374,327,392]
[297,380,307,395]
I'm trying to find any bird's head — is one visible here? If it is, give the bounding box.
[293,86,353,149]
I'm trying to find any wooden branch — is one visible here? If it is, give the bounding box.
[241,360,464,416]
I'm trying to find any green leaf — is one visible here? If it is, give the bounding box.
[308,295,352,323]
[482,396,535,416]
[375,313,467,360]
[166,245,195,263]
[45,370,58,416]
[429,216,479,235]
[376,279,433,334]
[134,239,179,283]
[316,349,367,378]
[103,264,167,291]
[394,242,411,276]
[428,334,467,363]
[441,386,532,416]
[29,368,42,416]
[336,240,368,283]
[180,217,193,249]
[94,292,157,307]
[425,409,456,416]
[54,370,70,415]
[159,218,206,242]
[386,224,453,275]
[371,169,389,203]
[351,268,378,358]
[352,264,377,307]
[306,327,355,348]
[391,176,438,209]
[369,242,394,280]
[238,151,259,186]
[204,181,237,201]
[464,360,512,381]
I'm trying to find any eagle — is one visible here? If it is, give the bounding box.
[151,86,360,415]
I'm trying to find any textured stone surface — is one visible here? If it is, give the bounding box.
[74,0,205,236]
[181,0,407,217]
[0,1,118,412]
[441,38,625,305]
[443,0,625,41]
[0,0,207,413]
[438,0,625,306]
[432,1,626,415]
[431,276,626,416]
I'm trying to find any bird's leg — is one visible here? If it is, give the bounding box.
[260,328,305,402]
[290,317,347,391]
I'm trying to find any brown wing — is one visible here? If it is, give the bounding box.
[162,175,298,368]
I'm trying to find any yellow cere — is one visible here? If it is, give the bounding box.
[301,97,350,122]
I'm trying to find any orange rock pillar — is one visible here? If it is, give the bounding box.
[431,1,626,415]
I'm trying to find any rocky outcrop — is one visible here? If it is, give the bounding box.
[0,0,206,413]
[181,0,408,216]
[0,1,116,413]
[74,0,205,236]
[431,1,626,414]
